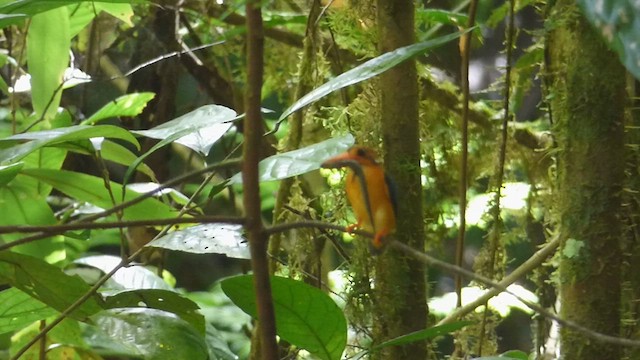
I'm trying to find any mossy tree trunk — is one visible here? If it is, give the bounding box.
[547,1,626,359]
[374,0,428,358]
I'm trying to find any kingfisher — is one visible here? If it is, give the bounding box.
[321,146,397,250]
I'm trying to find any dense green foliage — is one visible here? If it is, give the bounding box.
[0,0,639,359]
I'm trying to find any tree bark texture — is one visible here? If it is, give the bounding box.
[375,0,428,358]
[547,1,626,359]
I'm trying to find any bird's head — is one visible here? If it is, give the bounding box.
[321,146,380,170]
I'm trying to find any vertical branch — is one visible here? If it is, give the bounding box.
[477,0,515,353]
[456,0,479,309]
[243,2,278,360]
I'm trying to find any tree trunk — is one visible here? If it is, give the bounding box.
[374,0,428,358]
[547,1,626,359]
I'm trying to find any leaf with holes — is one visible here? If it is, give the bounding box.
[104,289,204,334]
[146,224,249,259]
[222,275,347,360]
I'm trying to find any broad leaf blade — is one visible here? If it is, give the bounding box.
[133,104,237,156]
[0,125,140,164]
[0,162,23,186]
[75,255,173,291]
[578,0,640,80]
[0,287,58,334]
[0,251,103,319]
[146,224,249,259]
[222,275,347,360]
[20,169,178,221]
[90,308,208,360]
[229,134,354,184]
[104,289,204,334]
[27,7,70,121]
[276,29,471,129]
[83,92,156,125]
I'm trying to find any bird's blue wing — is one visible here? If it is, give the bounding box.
[384,173,398,217]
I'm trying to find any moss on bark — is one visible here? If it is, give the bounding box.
[547,0,626,358]
[374,0,428,358]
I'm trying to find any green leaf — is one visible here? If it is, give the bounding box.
[132,104,237,156]
[27,6,70,121]
[0,287,58,334]
[0,0,146,16]
[222,275,347,360]
[90,308,208,360]
[0,179,64,258]
[75,255,173,291]
[95,2,134,26]
[0,251,104,319]
[104,289,205,334]
[275,29,471,130]
[146,224,249,259]
[0,162,23,186]
[19,169,178,221]
[578,0,640,80]
[0,125,140,164]
[99,140,155,179]
[204,324,239,360]
[370,321,471,352]
[82,92,156,125]
[229,134,354,184]
[0,13,27,28]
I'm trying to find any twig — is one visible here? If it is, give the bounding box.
[455,0,479,309]
[0,216,245,234]
[391,240,640,348]
[478,0,516,352]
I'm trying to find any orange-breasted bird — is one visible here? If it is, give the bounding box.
[321,146,397,250]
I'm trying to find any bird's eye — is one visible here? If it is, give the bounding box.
[356,148,367,157]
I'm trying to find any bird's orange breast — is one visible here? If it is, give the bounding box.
[345,165,396,235]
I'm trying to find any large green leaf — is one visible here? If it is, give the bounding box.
[221,275,347,360]
[0,251,104,319]
[146,224,249,259]
[229,134,354,184]
[274,29,471,130]
[27,7,70,121]
[75,255,173,291]
[0,162,23,186]
[19,169,178,221]
[132,104,237,156]
[89,308,208,360]
[67,2,134,36]
[0,0,145,16]
[82,92,156,125]
[0,287,58,334]
[104,289,205,334]
[578,0,640,80]
[0,125,140,164]
[0,179,64,258]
